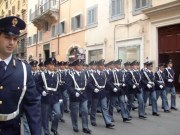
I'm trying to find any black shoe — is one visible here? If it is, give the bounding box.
[164,110,171,113]
[91,123,97,126]
[152,112,160,116]
[106,124,115,129]
[132,107,138,111]
[59,118,65,123]
[97,110,102,113]
[161,107,164,109]
[83,128,92,134]
[149,104,152,106]
[51,129,59,135]
[171,107,178,110]
[139,115,147,119]
[73,128,79,132]
[128,115,133,119]
[111,119,115,122]
[64,110,70,113]
[123,118,131,122]
[117,109,121,113]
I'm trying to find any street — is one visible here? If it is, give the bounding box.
[58,95,180,135]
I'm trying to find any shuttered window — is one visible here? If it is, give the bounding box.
[71,14,83,31]
[110,0,124,21]
[87,5,97,27]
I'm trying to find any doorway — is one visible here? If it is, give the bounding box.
[44,44,50,61]
[158,24,180,92]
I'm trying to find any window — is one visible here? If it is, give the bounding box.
[44,22,49,31]
[39,31,43,41]
[88,49,103,62]
[18,0,20,11]
[28,37,32,45]
[22,11,26,21]
[33,34,37,44]
[8,10,11,16]
[51,25,58,37]
[12,6,15,14]
[53,0,56,6]
[6,1,8,9]
[110,0,124,21]
[133,0,151,15]
[87,6,97,27]
[71,14,82,31]
[59,21,66,34]
[118,46,140,62]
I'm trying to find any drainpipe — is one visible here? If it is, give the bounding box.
[36,0,40,58]
[113,24,127,60]
[57,0,60,55]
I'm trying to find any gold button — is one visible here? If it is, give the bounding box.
[0,101,2,104]
[0,86,3,90]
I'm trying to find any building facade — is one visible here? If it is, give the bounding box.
[27,0,85,62]
[0,0,28,59]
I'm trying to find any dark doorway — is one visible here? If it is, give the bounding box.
[44,44,50,61]
[158,23,180,93]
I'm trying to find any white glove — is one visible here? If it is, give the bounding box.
[159,85,163,89]
[133,85,136,89]
[94,88,99,93]
[42,91,47,96]
[147,84,152,89]
[168,79,173,82]
[122,83,126,87]
[75,92,80,97]
[113,88,118,92]
[59,99,63,103]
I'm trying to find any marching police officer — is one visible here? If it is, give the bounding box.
[126,61,146,119]
[154,63,170,112]
[0,16,41,135]
[141,61,160,116]
[107,59,131,122]
[88,59,114,129]
[36,57,61,135]
[66,59,92,134]
[163,59,178,110]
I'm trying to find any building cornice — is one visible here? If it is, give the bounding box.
[143,0,180,16]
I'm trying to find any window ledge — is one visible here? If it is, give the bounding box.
[109,14,125,22]
[86,23,98,30]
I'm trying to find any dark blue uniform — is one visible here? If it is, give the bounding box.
[0,58,41,135]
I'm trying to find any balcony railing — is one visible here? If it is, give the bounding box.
[31,0,59,21]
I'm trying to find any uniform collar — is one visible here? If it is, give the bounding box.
[0,54,12,66]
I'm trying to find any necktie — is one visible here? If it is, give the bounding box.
[0,61,6,81]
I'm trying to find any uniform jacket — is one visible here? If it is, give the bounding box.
[125,70,141,94]
[163,67,175,88]
[154,70,166,90]
[141,70,155,91]
[66,71,88,102]
[87,70,107,99]
[36,71,61,105]
[0,57,41,135]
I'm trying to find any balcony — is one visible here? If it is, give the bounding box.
[31,0,59,30]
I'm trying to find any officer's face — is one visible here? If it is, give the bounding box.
[40,66,45,71]
[75,65,83,71]
[46,64,54,71]
[0,33,18,59]
[115,64,121,69]
[98,65,105,71]
[159,66,164,71]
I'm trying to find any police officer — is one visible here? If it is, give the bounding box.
[141,61,160,116]
[154,63,170,112]
[88,59,114,129]
[66,59,92,134]
[126,61,146,119]
[107,59,131,122]
[164,59,178,110]
[36,57,61,135]
[0,16,41,135]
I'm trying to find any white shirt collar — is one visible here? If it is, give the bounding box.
[0,54,12,66]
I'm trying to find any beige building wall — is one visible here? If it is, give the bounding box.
[0,0,28,59]
[85,0,179,67]
[26,0,85,62]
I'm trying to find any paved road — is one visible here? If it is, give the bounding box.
[57,94,180,135]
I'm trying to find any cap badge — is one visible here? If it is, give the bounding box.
[12,18,18,27]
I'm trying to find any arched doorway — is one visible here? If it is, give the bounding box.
[68,47,85,62]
